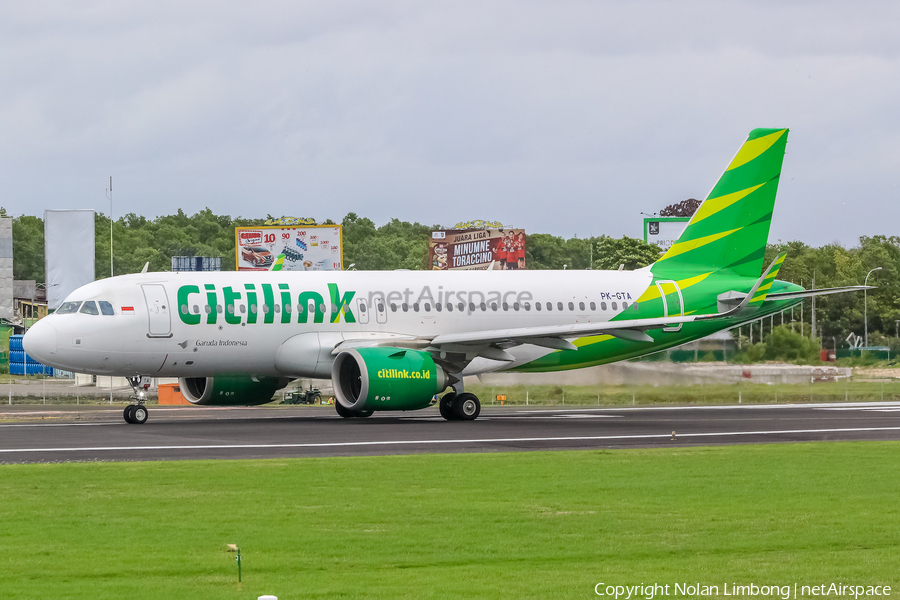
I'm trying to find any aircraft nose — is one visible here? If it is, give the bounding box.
[23,319,58,364]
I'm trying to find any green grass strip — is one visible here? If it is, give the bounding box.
[2,443,898,598]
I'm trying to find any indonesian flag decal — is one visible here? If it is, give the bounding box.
[121,306,135,315]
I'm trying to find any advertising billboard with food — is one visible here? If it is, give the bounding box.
[429,228,526,271]
[235,224,343,271]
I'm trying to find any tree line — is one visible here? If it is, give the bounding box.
[7,208,899,348]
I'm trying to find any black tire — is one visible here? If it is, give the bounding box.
[355,409,374,418]
[123,405,135,424]
[131,405,149,425]
[335,402,353,418]
[452,393,481,421]
[439,393,456,421]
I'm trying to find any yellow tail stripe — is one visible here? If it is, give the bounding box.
[690,183,765,225]
[726,129,787,171]
[636,271,714,303]
[656,228,742,263]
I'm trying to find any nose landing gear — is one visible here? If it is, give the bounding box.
[123,375,151,425]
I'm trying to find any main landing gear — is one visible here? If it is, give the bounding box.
[123,376,150,425]
[439,392,481,421]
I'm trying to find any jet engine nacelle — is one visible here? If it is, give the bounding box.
[332,348,448,412]
[179,375,291,406]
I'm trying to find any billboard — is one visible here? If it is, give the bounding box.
[235,224,343,271]
[0,217,11,320]
[644,217,689,252]
[45,210,95,310]
[429,228,526,271]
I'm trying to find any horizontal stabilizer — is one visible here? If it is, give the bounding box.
[764,285,873,301]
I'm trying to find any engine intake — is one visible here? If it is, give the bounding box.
[332,348,447,412]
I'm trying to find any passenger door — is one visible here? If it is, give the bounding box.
[142,284,172,337]
[655,280,684,332]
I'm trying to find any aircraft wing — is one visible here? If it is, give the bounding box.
[428,314,704,349]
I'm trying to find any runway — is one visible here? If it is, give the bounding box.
[2,401,900,464]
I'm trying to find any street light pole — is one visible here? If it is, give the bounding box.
[864,267,882,349]
[106,177,113,277]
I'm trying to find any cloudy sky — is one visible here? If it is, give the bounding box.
[2,1,898,246]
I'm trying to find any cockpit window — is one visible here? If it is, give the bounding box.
[56,301,81,315]
[98,301,115,316]
[79,301,99,315]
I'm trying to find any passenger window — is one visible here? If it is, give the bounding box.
[480,302,486,311]
[251,305,257,314]
[590,302,596,311]
[57,301,81,315]
[99,301,115,316]
[502,302,509,311]
[390,303,398,312]
[413,303,420,312]
[319,303,327,314]
[359,301,367,313]
[469,303,475,312]
[557,302,563,311]
[491,303,498,311]
[377,302,385,312]
[524,302,531,311]
[601,302,607,311]
[435,303,442,312]
[227,305,235,314]
[567,302,574,311]
[273,305,279,313]
[239,304,246,314]
[513,302,520,311]
[80,301,99,315]
[546,302,552,311]
[402,303,409,312]
[457,302,464,312]
[331,304,339,314]
[612,302,618,310]
[446,303,453,312]
[297,304,305,314]
[284,304,291,314]
[424,303,431,312]
[622,302,628,310]
[206,305,213,314]
[633,302,639,311]
[535,302,541,311]
[579,302,585,311]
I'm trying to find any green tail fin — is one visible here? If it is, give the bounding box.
[652,128,789,279]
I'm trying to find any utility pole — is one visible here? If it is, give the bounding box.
[811,272,816,342]
[106,177,113,277]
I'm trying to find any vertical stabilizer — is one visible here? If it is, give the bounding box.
[651,128,788,279]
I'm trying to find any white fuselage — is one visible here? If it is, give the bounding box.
[24,269,653,378]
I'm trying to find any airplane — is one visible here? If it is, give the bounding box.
[23,128,869,425]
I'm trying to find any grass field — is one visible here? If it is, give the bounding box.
[3,443,899,599]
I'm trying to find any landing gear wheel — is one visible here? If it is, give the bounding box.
[452,393,481,421]
[356,409,374,418]
[131,405,149,425]
[439,393,456,421]
[123,405,135,424]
